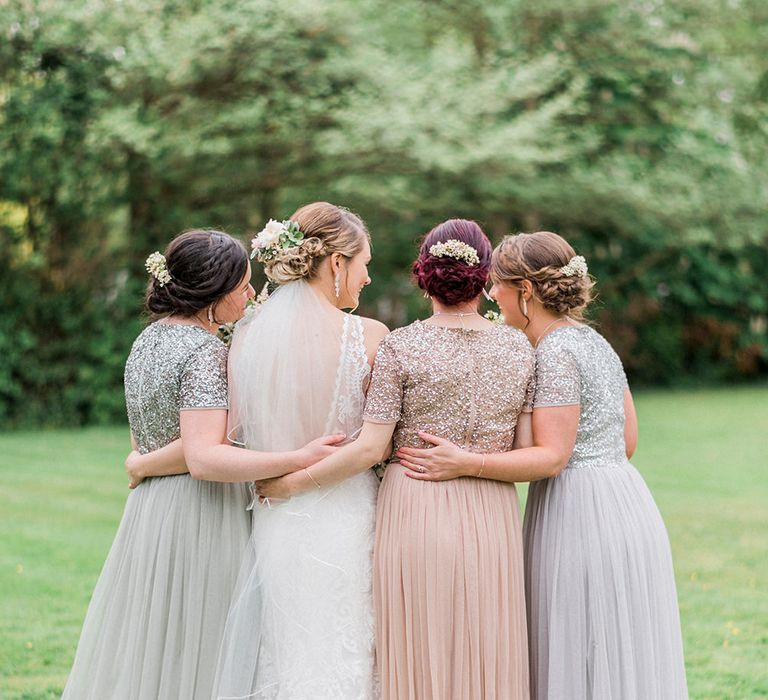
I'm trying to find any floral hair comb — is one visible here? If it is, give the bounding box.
[251,219,305,263]
[145,251,172,286]
[429,239,480,266]
[559,255,588,278]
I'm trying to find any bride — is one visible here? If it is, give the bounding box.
[214,202,388,700]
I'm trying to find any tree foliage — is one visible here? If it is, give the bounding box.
[0,0,766,426]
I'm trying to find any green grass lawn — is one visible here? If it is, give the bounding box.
[1,387,766,699]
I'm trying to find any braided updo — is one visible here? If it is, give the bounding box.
[491,231,594,321]
[262,202,369,284]
[145,229,248,320]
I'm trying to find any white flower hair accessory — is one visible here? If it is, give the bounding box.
[484,309,505,324]
[251,219,305,263]
[145,251,171,286]
[429,239,480,266]
[559,255,588,278]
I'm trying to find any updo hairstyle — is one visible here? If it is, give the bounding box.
[145,229,249,321]
[412,219,491,306]
[491,231,594,321]
[262,202,369,284]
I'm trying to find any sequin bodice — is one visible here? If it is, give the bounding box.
[124,323,228,453]
[364,320,535,454]
[534,325,629,468]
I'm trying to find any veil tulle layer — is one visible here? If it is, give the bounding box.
[215,280,378,699]
[227,280,364,451]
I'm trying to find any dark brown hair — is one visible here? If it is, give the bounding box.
[145,229,248,321]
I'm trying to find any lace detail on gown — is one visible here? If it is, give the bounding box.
[214,311,379,700]
[326,315,370,435]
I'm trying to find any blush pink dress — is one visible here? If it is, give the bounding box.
[364,320,535,700]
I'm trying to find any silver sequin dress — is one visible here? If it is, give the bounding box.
[523,325,687,699]
[62,323,251,700]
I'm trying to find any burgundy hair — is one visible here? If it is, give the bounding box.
[412,219,492,306]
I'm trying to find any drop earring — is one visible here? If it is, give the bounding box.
[207,305,216,326]
[334,271,341,299]
[423,291,430,299]
[522,297,528,316]
[482,287,494,302]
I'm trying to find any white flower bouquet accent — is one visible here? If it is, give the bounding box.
[429,239,480,266]
[145,251,171,286]
[559,255,588,278]
[484,309,505,324]
[251,219,304,263]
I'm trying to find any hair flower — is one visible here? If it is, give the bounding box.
[429,239,480,266]
[484,309,505,325]
[559,255,588,278]
[251,219,305,263]
[145,251,171,286]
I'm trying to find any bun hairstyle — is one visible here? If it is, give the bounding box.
[412,219,492,306]
[491,231,594,321]
[262,202,369,285]
[145,229,249,320]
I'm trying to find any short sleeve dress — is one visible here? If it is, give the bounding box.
[364,320,536,700]
[523,325,688,699]
[62,323,251,700]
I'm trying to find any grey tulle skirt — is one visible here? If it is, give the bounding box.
[62,474,251,700]
[523,460,688,700]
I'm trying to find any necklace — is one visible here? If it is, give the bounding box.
[430,310,482,330]
[171,313,214,334]
[431,311,479,317]
[534,317,569,347]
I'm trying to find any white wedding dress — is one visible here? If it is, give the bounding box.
[214,281,379,700]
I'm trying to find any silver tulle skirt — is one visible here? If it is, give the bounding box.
[62,474,250,700]
[523,460,688,700]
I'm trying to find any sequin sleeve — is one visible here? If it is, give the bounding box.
[522,372,536,413]
[363,336,403,424]
[533,342,580,408]
[180,341,229,410]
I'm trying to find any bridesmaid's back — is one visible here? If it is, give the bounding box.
[364,320,535,456]
[534,325,629,468]
[124,323,227,452]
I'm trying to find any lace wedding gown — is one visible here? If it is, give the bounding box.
[214,281,379,700]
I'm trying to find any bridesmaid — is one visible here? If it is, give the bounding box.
[399,231,688,699]
[63,229,343,700]
[258,219,534,699]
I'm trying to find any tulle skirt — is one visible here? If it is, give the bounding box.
[523,460,688,700]
[214,469,379,700]
[375,464,529,700]
[62,474,251,700]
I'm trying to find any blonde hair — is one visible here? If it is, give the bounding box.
[491,231,594,321]
[263,202,369,284]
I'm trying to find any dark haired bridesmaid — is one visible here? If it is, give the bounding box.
[63,229,343,700]
[258,219,534,699]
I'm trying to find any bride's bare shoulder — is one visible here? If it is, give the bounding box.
[359,315,389,340]
[358,316,390,363]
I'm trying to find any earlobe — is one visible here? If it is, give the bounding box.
[522,281,534,301]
